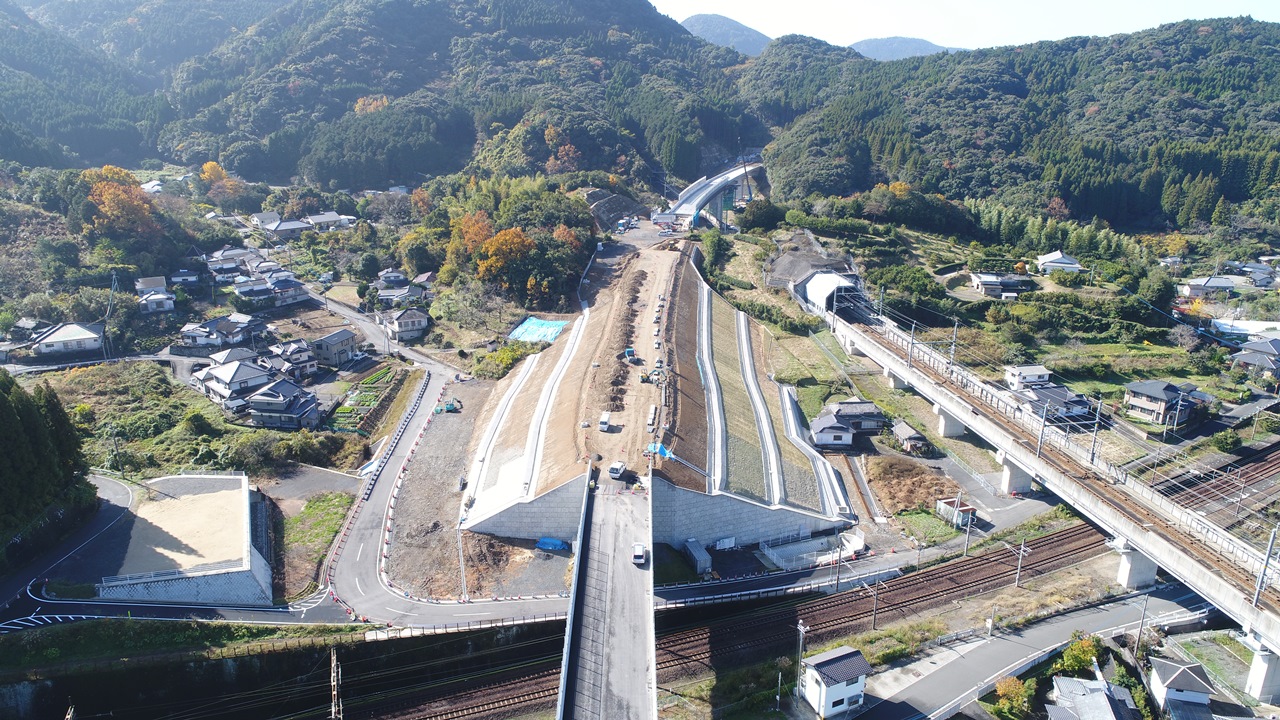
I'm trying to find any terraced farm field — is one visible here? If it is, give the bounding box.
[709,291,768,503]
[752,324,822,512]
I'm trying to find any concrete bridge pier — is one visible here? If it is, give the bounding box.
[884,368,909,390]
[996,450,1034,495]
[1111,537,1159,590]
[933,403,966,437]
[1243,633,1280,703]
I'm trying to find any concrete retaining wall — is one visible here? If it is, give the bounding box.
[98,565,272,605]
[466,473,587,541]
[652,478,842,547]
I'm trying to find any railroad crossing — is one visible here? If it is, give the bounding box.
[825,295,1280,700]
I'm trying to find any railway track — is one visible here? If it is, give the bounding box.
[357,667,561,720]
[1156,444,1280,535]
[846,314,1280,613]
[656,523,1105,680]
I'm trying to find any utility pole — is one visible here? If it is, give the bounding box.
[1035,402,1050,458]
[988,604,998,637]
[1006,539,1030,588]
[64,706,75,720]
[1135,593,1150,660]
[878,286,886,318]
[907,323,917,370]
[330,647,343,720]
[795,620,809,699]
[1236,467,1248,517]
[1089,394,1103,465]
[946,318,959,379]
[963,509,974,557]
[776,671,782,712]
[1254,525,1278,607]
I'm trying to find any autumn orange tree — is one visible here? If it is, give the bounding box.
[477,228,535,289]
[80,166,161,242]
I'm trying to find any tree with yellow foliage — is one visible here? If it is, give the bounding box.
[86,182,161,241]
[80,165,138,187]
[478,227,534,289]
[200,161,229,185]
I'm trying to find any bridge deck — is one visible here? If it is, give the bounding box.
[563,480,655,719]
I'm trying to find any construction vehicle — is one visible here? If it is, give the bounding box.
[434,397,463,414]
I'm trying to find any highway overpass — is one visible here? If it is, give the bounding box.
[662,162,762,228]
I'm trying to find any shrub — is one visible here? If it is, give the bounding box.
[1211,429,1242,452]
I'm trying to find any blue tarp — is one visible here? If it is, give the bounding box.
[509,317,569,343]
[535,538,569,551]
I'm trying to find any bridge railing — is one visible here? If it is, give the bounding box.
[836,312,1273,585]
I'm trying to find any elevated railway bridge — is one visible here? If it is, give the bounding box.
[825,295,1280,701]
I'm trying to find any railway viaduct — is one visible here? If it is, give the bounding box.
[826,299,1280,701]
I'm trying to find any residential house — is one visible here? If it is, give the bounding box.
[207,257,242,283]
[138,290,176,314]
[179,313,265,347]
[1158,256,1184,269]
[170,268,201,285]
[1037,250,1086,274]
[32,323,103,355]
[1004,364,1051,391]
[250,212,281,229]
[892,421,926,453]
[209,347,258,366]
[262,340,317,380]
[314,328,359,366]
[140,179,163,194]
[809,399,889,447]
[134,276,167,295]
[376,284,424,307]
[233,276,273,301]
[191,360,272,412]
[247,379,321,429]
[1231,338,1280,377]
[270,277,309,307]
[799,646,872,719]
[412,271,436,292]
[935,497,977,528]
[1014,384,1094,423]
[12,317,52,340]
[303,211,343,231]
[1047,673,1140,720]
[970,272,1035,299]
[1149,658,1215,711]
[378,307,431,342]
[265,219,310,240]
[377,268,409,286]
[1180,276,1234,298]
[1123,380,1209,426]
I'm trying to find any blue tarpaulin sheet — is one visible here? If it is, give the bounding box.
[535,538,569,551]
[509,317,568,343]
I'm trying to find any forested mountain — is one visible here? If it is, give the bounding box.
[18,0,288,76]
[160,0,760,189]
[0,0,159,165]
[763,17,1280,230]
[850,36,964,61]
[681,13,771,56]
[0,370,91,571]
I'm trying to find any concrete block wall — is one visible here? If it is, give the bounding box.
[98,567,272,606]
[466,474,587,541]
[652,479,842,547]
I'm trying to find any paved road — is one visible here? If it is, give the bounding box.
[568,482,655,718]
[861,584,1209,720]
[318,291,569,626]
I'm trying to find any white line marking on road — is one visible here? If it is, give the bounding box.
[454,612,491,617]
[356,543,364,562]
[355,578,364,595]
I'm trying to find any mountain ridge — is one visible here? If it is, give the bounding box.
[681,13,771,56]
[850,36,965,61]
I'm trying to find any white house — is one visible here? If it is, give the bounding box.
[247,379,321,429]
[170,268,201,285]
[303,211,343,231]
[1149,657,1215,710]
[1180,276,1234,298]
[32,322,104,355]
[140,180,163,194]
[250,211,281,229]
[180,314,264,347]
[1004,364,1051,391]
[378,307,431,341]
[134,276,167,295]
[191,360,272,411]
[1014,384,1093,422]
[809,399,888,447]
[1037,250,1085,274]
[800,646,872,718]
[138,290,176,314]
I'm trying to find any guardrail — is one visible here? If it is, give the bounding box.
[100,559,245,585]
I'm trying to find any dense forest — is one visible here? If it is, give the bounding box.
[2,2,1280,230]
[0,370,92,571]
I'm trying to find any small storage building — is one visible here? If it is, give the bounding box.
[683,539,712,575]
[800,646,872,718]
[935,497,977,528]
[891,421,926,453]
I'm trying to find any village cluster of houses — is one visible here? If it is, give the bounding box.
[969,250,1086,300]
[182,319,362,429]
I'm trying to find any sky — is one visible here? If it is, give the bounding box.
[647,0,1280,49]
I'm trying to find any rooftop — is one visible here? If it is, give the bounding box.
[805,646,872,685]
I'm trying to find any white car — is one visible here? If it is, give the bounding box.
[653,327,660,337]
[654,340,661,350]
[607,461,626,479]
[632,543,647,565]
